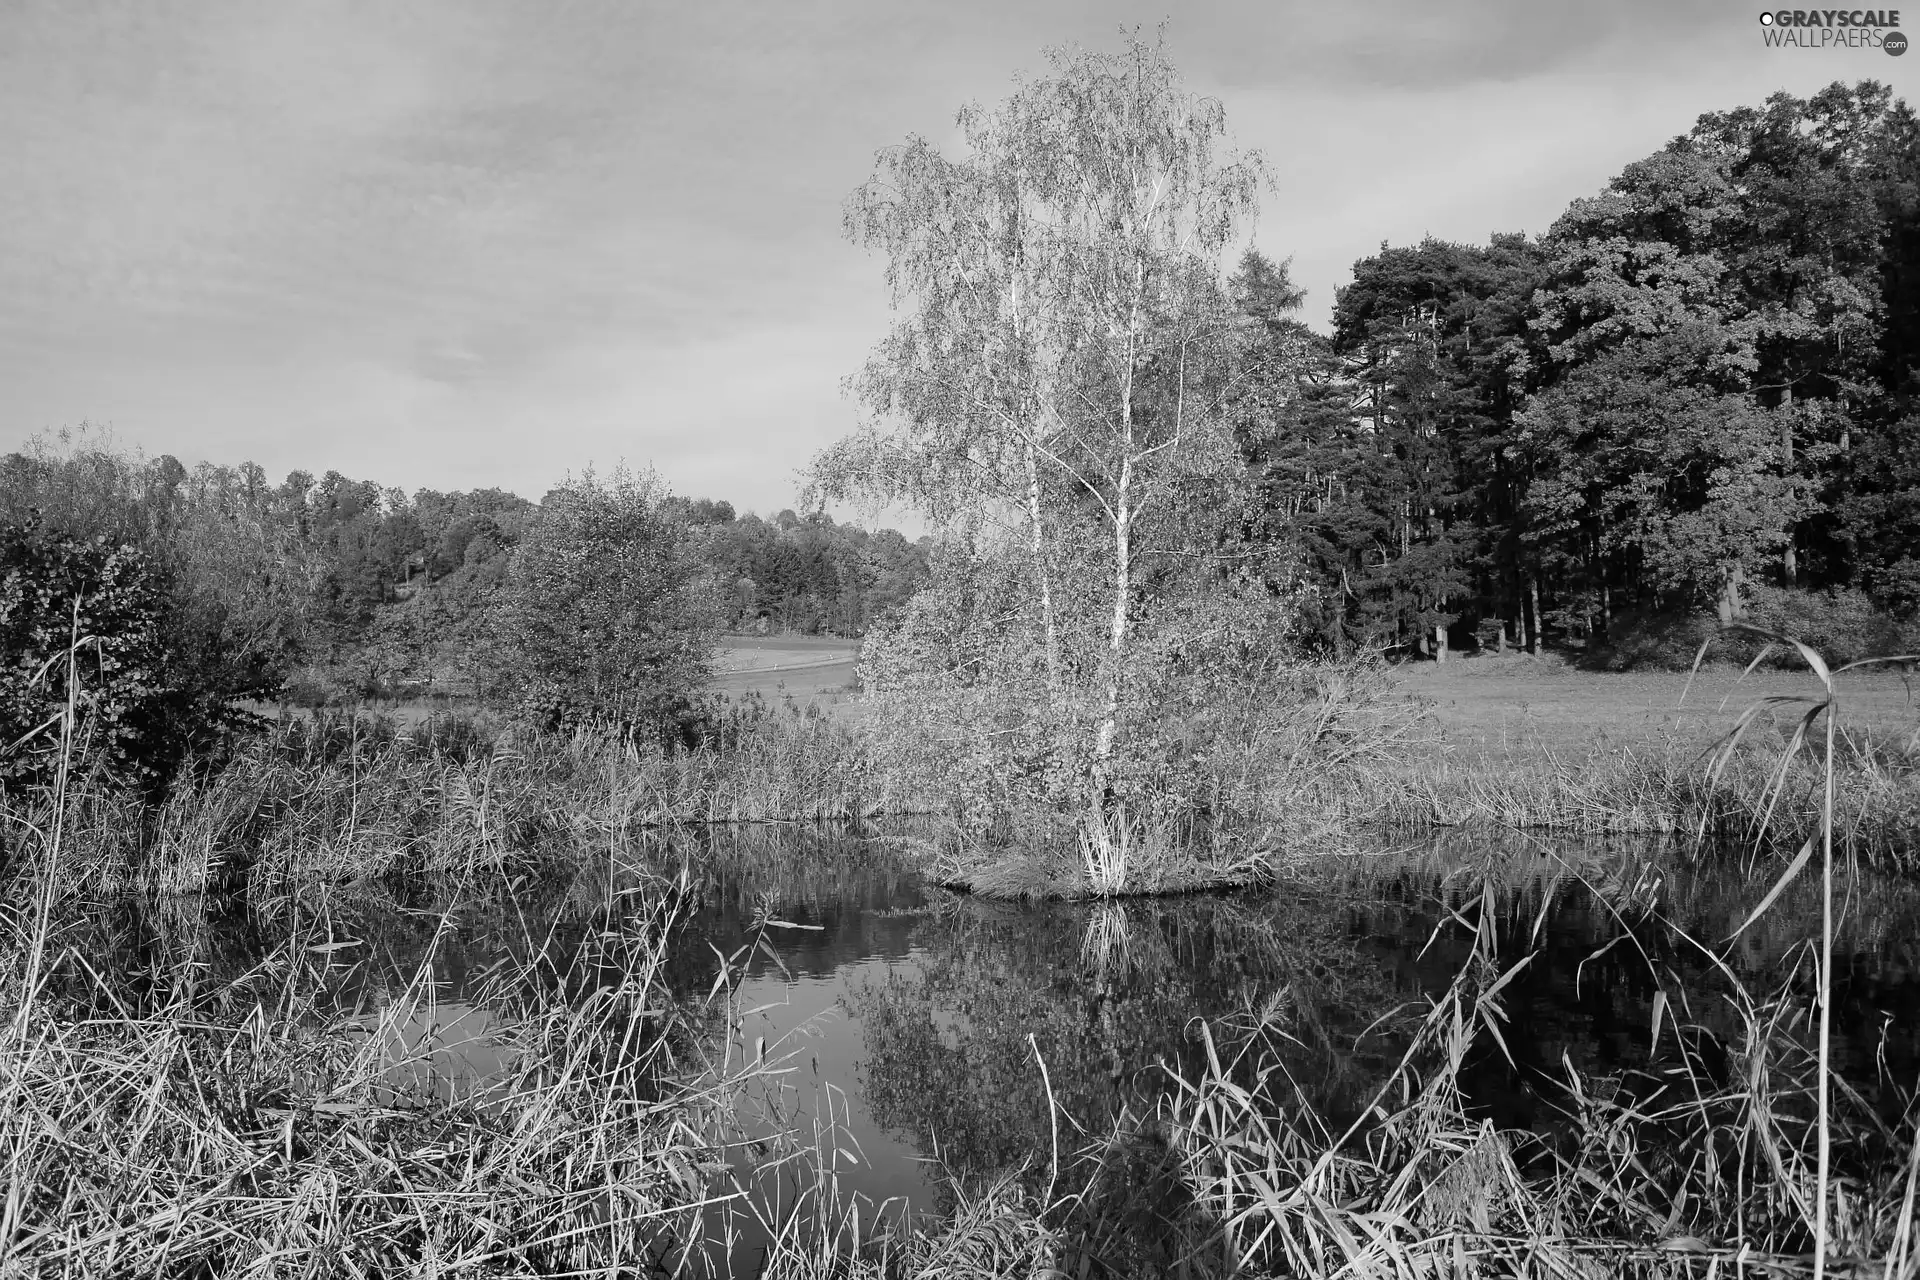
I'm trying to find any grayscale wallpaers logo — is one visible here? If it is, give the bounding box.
[1759,9,1907,52]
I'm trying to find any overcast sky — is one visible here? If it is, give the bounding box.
[3,1,1912,514]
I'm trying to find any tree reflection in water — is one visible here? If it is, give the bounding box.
[845,890,1416,1205]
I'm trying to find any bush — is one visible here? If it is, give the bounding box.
[0,520,254,791]
[485,468,724,734]
[2,433,317,697]
[1742,584,1916,665]
[1581,608,1719,671]
[856,541,1344,842]
[1589,588,1917,671]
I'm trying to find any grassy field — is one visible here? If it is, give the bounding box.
[1320,654,1920,864]
[711,634,859,704]
[250,635,864,726]
[1390,653,1919,762]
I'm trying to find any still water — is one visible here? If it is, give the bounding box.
[105,823,1920,1261]
[654,826,1920,1239]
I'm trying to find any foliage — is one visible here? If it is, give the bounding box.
[1234,81,1920,660]
[4,430,922,714]
[816,30,1282,874]
[1306,234,1545,655]
[1514,326,1812,620]
[485,468,723,733]
[1,429,319,702]
[1579,606,1726,672]
[1744,584,1920,665]
[0,519,256,791]
[1,521,168,787]
[685,506,930,636]
[1591,587,1920,671]
[856,534,1385,875]
[854,543,1074,828]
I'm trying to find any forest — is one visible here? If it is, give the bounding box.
[0,444,930,708]
[1236,80,1920,663]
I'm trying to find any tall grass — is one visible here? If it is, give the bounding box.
[0,887,751,1275]
[0,635,774,1274]
[667,636,1920,1275]
[0,695,931,899]
[1090,626,1920,1276]
[9,609,1920,1275]
[1688,624,1917,1278]
[1344,722,1919,871]
[1143,879,1920,1275]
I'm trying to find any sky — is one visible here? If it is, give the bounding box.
[3,1,1914,516]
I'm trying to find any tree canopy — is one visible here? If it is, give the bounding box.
[1227,80,1920,661]
[814,31,1293,871]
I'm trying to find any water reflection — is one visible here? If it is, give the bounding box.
[71,822,1920,1261]
[662,823,1920,1226]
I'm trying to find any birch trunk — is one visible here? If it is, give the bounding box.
[1023,439,1060,698]
[1092,259,1145,786]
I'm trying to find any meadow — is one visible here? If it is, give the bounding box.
[1394,655,1918,762]
[709,637,861,706]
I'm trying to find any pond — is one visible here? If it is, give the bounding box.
[94,822,1920,1271]
[658,828,1920,1242]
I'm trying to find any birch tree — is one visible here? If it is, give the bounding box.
[811,32,1267,872]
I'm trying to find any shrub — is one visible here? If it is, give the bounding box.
[1742,584,1915,666]
[1589,588,1917,671]
[0,520,253,791]
[2,432,317,696]
[1582,607,1720,671]
[856,540,1352,846]
[485,468,724,734]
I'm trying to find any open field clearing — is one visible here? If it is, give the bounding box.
[1392,656,1919,761]
[711,635,859,703]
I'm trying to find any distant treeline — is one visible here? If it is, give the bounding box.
[1234,80,1920,659]
[286,481,929,644]
[0,439,929,707]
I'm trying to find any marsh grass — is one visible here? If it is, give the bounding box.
[650,833,1920,1277]
[0,635,781,1275]
[1351,722,1920,871]
[0,695,934,899]
[0,867,759,1274]
[1134,884,1907,1276]
[919,645,1916,894]
[1081,626,1920,1277]
[653,638,1920,1276]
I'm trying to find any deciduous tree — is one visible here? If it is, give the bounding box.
[813,31,1268,864]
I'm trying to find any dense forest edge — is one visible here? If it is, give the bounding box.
[5,32,1920,1280]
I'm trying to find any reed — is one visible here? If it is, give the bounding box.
[1139,879,1919,1276]
[0,871,773,1274]
[0,643,752,1275]
[659,637,1920,1276]
[1333,721,1919,871]
[0,696,942,900]
[1088,627,1920,1277]
[8,608,1919,1275]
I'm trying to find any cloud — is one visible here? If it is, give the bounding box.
[2,0,1911,513]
